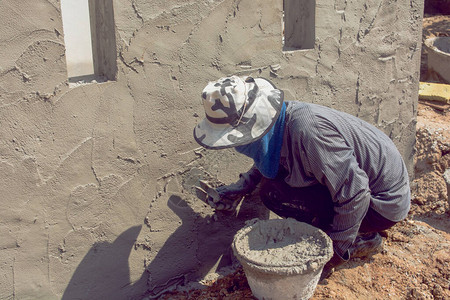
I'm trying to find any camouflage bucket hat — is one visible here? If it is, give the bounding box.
[193,75,284,149]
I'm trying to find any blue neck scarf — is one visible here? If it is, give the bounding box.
[235,102,286,179]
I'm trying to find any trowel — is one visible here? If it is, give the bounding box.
[196,180,221,203]
[195,180,237,211]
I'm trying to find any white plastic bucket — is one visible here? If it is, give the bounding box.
[425,37,450,83]
[232,218,333,300]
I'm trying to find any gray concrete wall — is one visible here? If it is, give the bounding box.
[0,0,423,299]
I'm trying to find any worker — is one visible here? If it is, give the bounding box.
[193,75,411,280]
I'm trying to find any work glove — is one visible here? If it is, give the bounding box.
[196,165,262,211]
[320,233,383,281]
[348,232,383,258]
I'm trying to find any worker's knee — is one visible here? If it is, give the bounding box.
[259,178,333,231]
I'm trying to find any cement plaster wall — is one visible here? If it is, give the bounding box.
[0,0,423,299]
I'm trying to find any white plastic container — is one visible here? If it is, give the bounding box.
[425,37,450,83]
[232,218,333,300]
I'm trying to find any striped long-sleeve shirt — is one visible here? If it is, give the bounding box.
[280,101,411,255]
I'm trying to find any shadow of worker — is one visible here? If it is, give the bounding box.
[145,193,268,298]
[62,225,147,300]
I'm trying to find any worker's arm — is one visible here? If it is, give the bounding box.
[303,124,371,257]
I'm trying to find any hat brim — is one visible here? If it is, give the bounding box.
[194,77,284,149]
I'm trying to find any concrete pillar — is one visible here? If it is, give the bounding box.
[89,0,117,81]
[284,0,316,50]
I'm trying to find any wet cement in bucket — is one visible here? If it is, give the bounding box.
[232,218,333,300]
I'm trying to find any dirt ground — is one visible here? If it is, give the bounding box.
[159,15,450,300]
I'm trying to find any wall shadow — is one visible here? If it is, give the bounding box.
[62,225,147,300]
[62,193,268,300]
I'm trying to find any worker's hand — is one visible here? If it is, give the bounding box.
[196,180,248,211]
[195,166,262,212]
[320,250,349,282]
